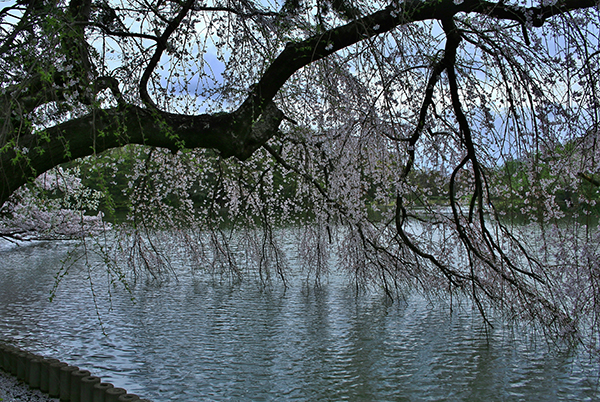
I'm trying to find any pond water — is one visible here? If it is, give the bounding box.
[0,239,599,401]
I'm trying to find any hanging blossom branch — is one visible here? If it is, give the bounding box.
[394,16,476,296]
[443,17,543,284]
[391,16,575,334]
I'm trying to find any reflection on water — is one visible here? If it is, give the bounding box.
[0,240,599,401]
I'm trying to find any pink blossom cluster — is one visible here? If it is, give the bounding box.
[0,167,108,241]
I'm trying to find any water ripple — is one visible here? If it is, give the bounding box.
[0,241,599,401]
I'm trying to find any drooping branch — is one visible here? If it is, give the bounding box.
[394,194,470,288]
[139,0,196,109]
[442,17,484,225]
[472,0,597,27]
[436,18,554,308]
[400,15,461,178]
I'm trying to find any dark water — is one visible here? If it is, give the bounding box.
[0,240,599,401]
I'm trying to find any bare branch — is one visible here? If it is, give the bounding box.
[139,0,195,109]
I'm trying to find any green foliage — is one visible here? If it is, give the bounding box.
[73,147,139,221]
[492,154,600,221]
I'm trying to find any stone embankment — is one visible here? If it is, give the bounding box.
[0,342,151,402]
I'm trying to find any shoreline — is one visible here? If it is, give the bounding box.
[0,369,59,402]
[0,342,150,402]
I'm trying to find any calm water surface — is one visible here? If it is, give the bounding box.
[0,240,599,401]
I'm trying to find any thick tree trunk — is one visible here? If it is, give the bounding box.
[0,102,284,206]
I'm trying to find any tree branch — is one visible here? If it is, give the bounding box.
[471,0,597,27]
[579,172,600,187]
[0,101,283,206]
[139,0,196,109]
